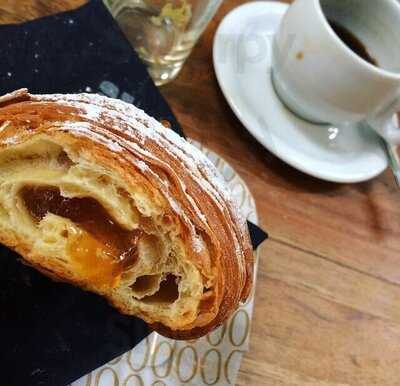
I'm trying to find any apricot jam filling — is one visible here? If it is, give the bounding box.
[20,186,142,288]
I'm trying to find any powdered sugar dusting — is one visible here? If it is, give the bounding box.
[60,121,123,153]
[192,235,204,253]
[3,135,19,145]
[0,88,29,105]
[135,160,149,173]
[0,120,10,133]
[30,92,248,243]
[38,94,228,194]
[168,197,182,215]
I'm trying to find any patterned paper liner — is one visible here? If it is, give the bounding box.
[72,140,260,386]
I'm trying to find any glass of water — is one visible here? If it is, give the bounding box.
[104,0,223,86]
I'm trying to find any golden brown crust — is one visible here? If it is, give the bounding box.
[0,89,253,339]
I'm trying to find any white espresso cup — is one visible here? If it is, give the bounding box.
[272,0,400,144]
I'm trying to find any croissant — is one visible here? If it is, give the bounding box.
[0,89,253,339]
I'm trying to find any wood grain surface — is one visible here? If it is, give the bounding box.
[1,1,400,385]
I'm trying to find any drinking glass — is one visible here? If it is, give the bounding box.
[104,0,223,85]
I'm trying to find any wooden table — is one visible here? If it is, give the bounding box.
[2,1,400,385]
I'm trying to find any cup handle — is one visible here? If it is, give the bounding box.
[367,98,400,144]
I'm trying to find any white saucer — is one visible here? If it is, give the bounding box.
[213,1,388,183]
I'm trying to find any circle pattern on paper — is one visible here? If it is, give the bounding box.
[73,140,261,386]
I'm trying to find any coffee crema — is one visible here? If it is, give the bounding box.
[328,19,378,67]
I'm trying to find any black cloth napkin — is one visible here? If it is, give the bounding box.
[0,1,268,386]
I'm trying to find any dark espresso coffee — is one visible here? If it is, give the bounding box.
[328,20,378,66]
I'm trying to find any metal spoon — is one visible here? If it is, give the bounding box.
[382,139,400,187]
